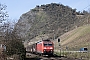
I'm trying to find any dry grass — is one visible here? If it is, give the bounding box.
[54,24,90,51]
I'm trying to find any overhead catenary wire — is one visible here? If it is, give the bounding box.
[80,0,90,12]
[81,5,90,11]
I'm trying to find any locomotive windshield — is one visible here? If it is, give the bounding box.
[44,43,52,46]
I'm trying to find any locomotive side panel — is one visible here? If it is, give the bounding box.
[37,42,43,53]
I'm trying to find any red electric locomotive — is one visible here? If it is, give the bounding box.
[26,39,54,56]
[36,39,54,55]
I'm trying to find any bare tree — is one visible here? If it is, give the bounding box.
[0,3,9,60]
[0,3,9,44]
[0,3,9,36]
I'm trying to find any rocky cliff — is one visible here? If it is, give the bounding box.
[14,3,89,41]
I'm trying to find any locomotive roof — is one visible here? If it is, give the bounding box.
[42,39,51,41]
[37,39,51,43]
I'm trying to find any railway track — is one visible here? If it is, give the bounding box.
[25,53,82,60]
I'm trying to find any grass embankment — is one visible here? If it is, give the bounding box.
[54,25,90,60]
[60,24,90,50]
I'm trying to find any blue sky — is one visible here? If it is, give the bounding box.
[0,0,90,21]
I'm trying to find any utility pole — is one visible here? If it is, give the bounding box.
[53,30,55,40]
[87,14,89,25]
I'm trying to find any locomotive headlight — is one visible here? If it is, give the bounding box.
[50,47,53,49]
[44,47,46,49]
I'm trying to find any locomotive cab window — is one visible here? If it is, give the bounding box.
[44,44,52,46]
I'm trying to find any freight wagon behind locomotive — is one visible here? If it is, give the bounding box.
[26,43,37,53]
[26,39,54,56]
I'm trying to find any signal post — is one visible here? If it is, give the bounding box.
[58,38,61,57]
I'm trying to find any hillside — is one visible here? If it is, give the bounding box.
[14,3,90,41]
[55,24,90,51]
